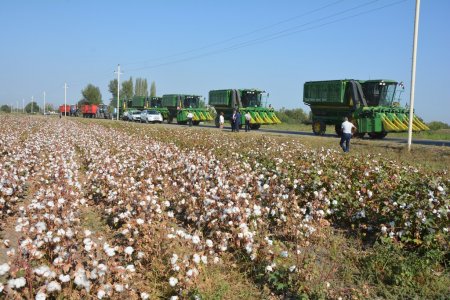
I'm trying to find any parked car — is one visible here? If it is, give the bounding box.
[122,110,130,121]
[129,110,142,122]
[140,110,163,123]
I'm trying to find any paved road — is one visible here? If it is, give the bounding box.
[191,123,450,147]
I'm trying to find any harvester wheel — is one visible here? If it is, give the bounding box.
[193,121,200,126]
[167,117,173,124]
[368,132,387,139]
[335,124,343,137]
[250,124,261,130]
[312,120,326,135]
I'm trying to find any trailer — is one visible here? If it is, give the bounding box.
[81,104,98,118]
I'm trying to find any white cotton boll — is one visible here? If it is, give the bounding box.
[170,296,179,300]
[201,255,208,264]
[58,198,65,205]
[169,277,178,286]
[192,235,200,244]
[280,251,289,258]
[35,291,47,300]
[8,277,26,289]
[35,221,47,233]
[125,246,134,255]
[84,229,92,237]
[186,269,194,277]
[263,184,269,190]
[164,200,171,207]
[289,265,296,272]
[136,219,144,225]
[0,263,10,276]
[141,292,150,299]
[0,283,3,293]
[205,239,213,248]
[74,268,90,292]
[97,289,106,299]
[34,265,51,276]
[58,274,70,283]
[47,281,61,292]
[170,254,178,265]
[193,254,201,264]
[137,251,145,259]
[65,228,74,238]
[126,265,136,272]
[97,264,107,276]
[265,265,273,272]
[114,284,124,292]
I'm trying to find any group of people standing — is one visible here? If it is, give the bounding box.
[228,110,252,132]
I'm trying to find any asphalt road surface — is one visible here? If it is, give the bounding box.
[192,123,450,147]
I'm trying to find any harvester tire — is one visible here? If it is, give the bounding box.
[368,132,387,139]
[250,124,261,130]
[167,117,173,124]
[193,121,200,126]
[312,120,326,135]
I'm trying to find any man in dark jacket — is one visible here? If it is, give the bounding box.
[235,110,241,132]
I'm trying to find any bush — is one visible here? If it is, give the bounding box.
[276,108,309,124]
[427,121,450,130]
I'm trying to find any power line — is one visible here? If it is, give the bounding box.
[122,0,347,67]
[127,0,406,72]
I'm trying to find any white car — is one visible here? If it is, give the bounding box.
[129,110,142,122]
[140,110,163,123]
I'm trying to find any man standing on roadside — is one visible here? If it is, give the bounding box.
[244,111,251,132]
[187,111,193,127]
[340,117,356,152]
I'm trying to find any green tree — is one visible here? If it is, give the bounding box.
[121,77,134,101]
[135,78,148,97]
[0,105,12,113]
[150,81,156,97]
[25,102,40,113]
[108,79,118,107]
[44,103,55,112]
[81,84,102,105]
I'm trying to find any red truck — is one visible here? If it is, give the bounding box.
[81,104,98,118]
[59,105,70,115]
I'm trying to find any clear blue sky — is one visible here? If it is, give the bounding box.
[1,0,449,123]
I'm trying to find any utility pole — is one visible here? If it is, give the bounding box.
[16,100,18,113]
[22,99,24,113]
[64,83,68,117]
[43,91,46,115]
[31,96,34,114]
[114,64,123,120]
[407,0,420,151]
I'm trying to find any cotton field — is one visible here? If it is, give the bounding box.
[0,116,448,299]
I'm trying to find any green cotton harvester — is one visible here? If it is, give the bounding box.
[208,89,281,130]
[303,79,429,139]
[161,94,214,125]
[148,96,170,121]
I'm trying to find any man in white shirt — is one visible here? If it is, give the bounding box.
[340,117,356,152]
[187,111,193,127]
[244,112,251,132]
[219,112,224,129]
